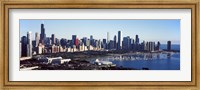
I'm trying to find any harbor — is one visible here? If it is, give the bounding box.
[20,50,180,70]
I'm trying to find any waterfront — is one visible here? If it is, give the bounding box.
[89,52,180,70]
[87,44,180,70]
[20,47,180,70]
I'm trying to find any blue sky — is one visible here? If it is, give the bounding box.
[20,19,180,44]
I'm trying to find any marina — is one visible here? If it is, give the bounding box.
[89,52,180,70]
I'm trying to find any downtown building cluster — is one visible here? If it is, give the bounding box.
[20,23,172,57]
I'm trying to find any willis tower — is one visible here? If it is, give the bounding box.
[40,23,46,45]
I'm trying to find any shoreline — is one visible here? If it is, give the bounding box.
[20,50,180,70]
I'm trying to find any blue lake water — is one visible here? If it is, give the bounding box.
[89,45,180,70]
[160,44,180,50]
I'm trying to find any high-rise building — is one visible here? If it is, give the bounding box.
[94,40,98,48]
[156,41,160,51]
[60,38,67,47]
[66,40,71,48]
[86,39,90,46]
[142,41,146,51]
[135,35,139,44]
[107,32,110,44]
[107,32,110,49]
[45,37,52,46]
[117,31,122,50]
[72,35,77,46]
[150,42,155,51]
[90,35,94,46]
[51,45,59,53]
[55,38,60,45]
[27,31,32,57]
[167,41,171,51]
[35,32,39,47]
[146,42,149,51]
[135,35,140,51]
[37,44,44,54]
[75,38,79,47]
[40,23,46,44]
[51,34,55,44]
[103,39,107,49]
[131,39,135,50]
[109,40,114,49]
[98,39,101,49]
[122,36,131,50]
[32,40,36,48]
[82,37,87,46]
[114,35,117,49]
[90,35,93,40]
[146,42,155,52]
[21,36,27,57]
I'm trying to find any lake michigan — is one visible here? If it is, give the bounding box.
[89,44,180,70]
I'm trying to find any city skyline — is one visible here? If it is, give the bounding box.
[20,19,180,44]
[20,20,180,70]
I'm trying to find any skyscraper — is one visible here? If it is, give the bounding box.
[51,34,55,44]
[55,38,60,45]
[109,40,114,49]
[156,41,160,51]
[72,35,77,46]
[90,35,93,40]
[149,42,155,52]
[86,39,90,46]
[82,37,87,46]
[103,39,107,49]
[135,35,140,51]
[90,35,94,46]
[98,39,101,49]
[35,32,39,47]
[117,31,122,50]
[107,32,110,49]
[40,23,46,44]
[107,32,110,44]
[135,35,139,44]
[45,37,52,46]
[27,31,32,57]
[21,36,27,57]
[114,35,117,49]
[142,41,146,51]
[167,41,171,51]
[146,42,155,52]
[60,38,67,47]
[131,39,135,50]
[122,36,131,50]
[75,38,79,47]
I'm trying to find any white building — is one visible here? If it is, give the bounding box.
[37,44,44,54]
[38,57,71,65]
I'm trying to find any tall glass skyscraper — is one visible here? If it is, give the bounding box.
[72,35,77,46]
[107,32,110,44]
[40,23,46,44]
[21,36,27,57]
[35,32,39,47]
[117,31,122,50]
[135,35,139,44]
[107,32,110,49]
[51,34,55,44]
[27,31,32,57]
[114,35,117,49]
